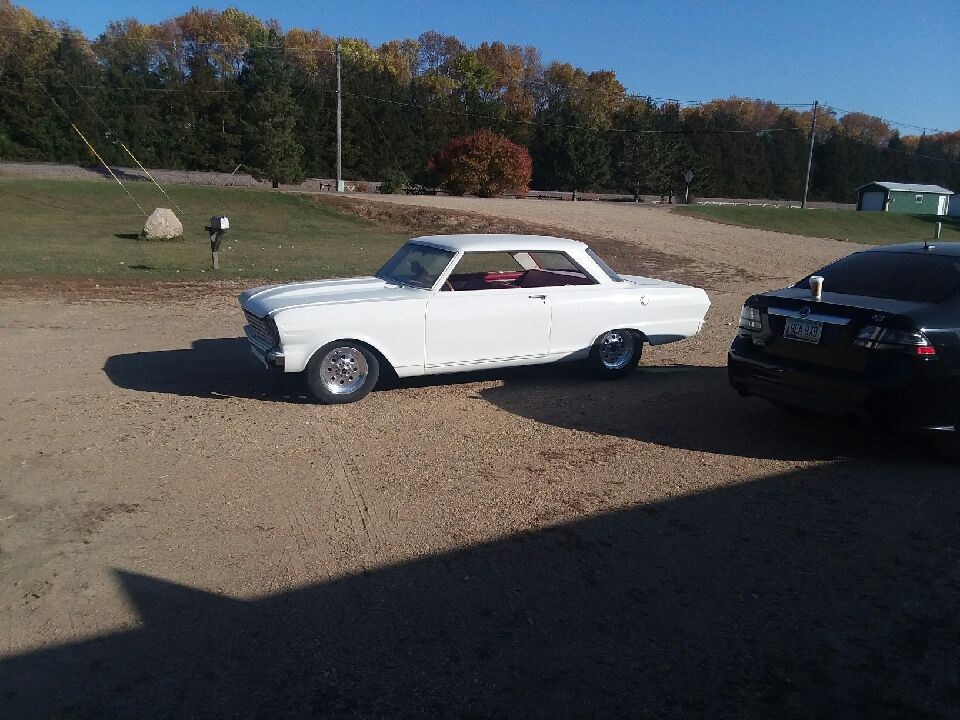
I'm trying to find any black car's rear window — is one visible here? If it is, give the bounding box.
[799,252,960,303]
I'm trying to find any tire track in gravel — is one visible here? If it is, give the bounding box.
[321,415,387,559]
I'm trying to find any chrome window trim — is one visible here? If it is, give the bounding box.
[767,307,852,325]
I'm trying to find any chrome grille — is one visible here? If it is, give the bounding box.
[244,309,277,346]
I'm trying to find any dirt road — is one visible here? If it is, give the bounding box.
[2,199,958,718]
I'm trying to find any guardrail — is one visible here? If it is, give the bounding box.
[697,201,801,209]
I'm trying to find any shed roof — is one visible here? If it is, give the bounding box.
[857,181,954,195]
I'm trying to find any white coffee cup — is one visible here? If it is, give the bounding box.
[810,275,824,301]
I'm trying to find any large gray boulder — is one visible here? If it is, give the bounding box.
[141,208,183,240]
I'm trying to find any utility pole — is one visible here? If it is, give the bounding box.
[335,39,343,192]
[801,100,819,209]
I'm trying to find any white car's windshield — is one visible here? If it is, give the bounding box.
[376,243,456,289]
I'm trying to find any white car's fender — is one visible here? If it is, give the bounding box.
[274,296,428,374]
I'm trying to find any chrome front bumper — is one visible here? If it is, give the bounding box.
[245,326,285,369]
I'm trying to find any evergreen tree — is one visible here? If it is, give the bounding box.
[647,137,695,203]
[240,35,304,187]
[612,98,658,200]
[617,133,654,200]
[768,113,807,200]
[559,129,610,200]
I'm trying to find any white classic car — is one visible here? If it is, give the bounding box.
[240,234,710,403]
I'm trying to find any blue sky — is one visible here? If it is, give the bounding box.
[19,0,960,132]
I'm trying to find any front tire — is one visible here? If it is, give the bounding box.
[588,329,642,379]
[306,341,380,404]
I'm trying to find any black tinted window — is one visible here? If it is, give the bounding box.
[800,252,960,303]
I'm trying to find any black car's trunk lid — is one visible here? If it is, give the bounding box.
[750,288,931,371]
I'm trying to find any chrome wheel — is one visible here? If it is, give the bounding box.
[597,330,635,370]
[319,346,369,395]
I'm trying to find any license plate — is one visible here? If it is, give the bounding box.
[783,318,822,344]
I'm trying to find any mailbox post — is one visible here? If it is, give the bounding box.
[206,215,229,270]
[683,170,694,205]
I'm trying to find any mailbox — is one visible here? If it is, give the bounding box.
[206,215,230,269]
[209,215,230,233]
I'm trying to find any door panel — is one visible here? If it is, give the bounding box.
[425,290,550,366]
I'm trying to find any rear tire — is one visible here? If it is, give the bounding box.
[588,329,642,379]
[306,341,380,404]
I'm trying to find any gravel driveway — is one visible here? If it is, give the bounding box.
[2,197,958,718]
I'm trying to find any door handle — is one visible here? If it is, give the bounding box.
[528,294,546,300]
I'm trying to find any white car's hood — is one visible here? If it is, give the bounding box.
[240,276,417,316]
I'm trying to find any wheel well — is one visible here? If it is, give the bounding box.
[306,339,397,379]
[593,328,648,347]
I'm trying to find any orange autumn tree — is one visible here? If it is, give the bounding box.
[429,129,532,197]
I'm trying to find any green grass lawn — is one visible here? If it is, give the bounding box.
[0,179,409,281]
[674,204,960,245]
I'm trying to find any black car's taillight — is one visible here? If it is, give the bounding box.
[738,304,762,332]
[853,325,937,356]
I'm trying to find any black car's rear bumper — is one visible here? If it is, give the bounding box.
[728,339,958,433]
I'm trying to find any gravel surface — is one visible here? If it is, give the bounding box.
[2,196,958,718]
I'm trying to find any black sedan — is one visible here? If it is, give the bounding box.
[729,242,960,458]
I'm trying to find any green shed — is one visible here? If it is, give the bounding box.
[856,181,953,216]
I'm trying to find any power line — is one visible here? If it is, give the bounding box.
[7,24,958,181]
[73,84,241,94]
[7,47,146,215]
[343,87,960,167]
[826,104,950,135]
[345,70,408,184]
[343,90,806,135]
[71,84,337,96]
[48,62,186,214]
[4,24,950,136]
[834,130,960,166]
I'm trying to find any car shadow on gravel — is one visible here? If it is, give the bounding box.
[480,364,941,463]
[102,340,601,403]
[103,338,314,403]
[3,459,959,718]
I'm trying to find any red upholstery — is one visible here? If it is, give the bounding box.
[447,269,592,291]
[518,269,592,288]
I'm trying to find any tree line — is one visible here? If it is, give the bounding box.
[1,2,958,201]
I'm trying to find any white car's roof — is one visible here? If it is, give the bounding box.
[409,234,587,253]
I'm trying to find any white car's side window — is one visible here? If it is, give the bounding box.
[443,251,596,292]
